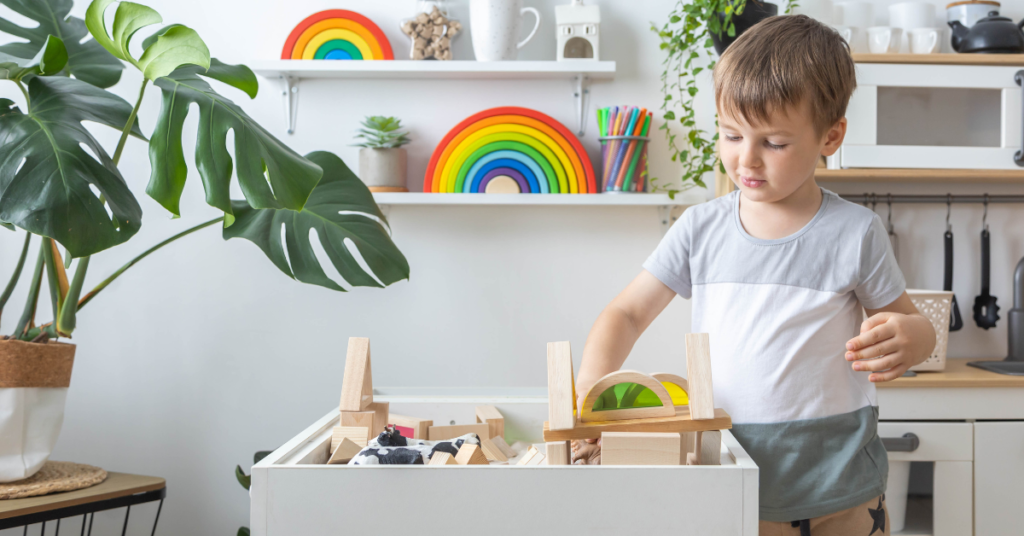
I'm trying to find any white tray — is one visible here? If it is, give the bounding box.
[251,389,759,535]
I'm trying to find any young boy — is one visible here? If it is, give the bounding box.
[573,15,936,534]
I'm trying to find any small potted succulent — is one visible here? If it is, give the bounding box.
[354,116,412,192]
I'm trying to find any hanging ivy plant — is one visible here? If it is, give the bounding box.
[650,0,796,198]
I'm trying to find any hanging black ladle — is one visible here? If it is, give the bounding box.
[974,195,1000,329]
[945,195,964,331]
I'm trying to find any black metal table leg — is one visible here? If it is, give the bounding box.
[149,499,163,536]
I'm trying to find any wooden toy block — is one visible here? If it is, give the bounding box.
[526,452,546,465]
[479,437,508,462]
[490,435,517,459]
[580,370,675,423]
[455,444,488,465]
[692,431,703,464]
[367,401,389,438]
[475,405,504,439]
[388,413,433,439]
[331,426,369,452]
[327,438,362,465]
[600,432,681,466]
[545,441,570,465]
[516,446,541,465]
[685,333,715,420]
[686,452,698,466]
[546,341,576,431]
[427,423,490,441]
[340,337,373,412]
[680,431,696,464]
[543,407,732,441]
[699,430,722,466]
[428,452,457,465]
[340,411,375,441]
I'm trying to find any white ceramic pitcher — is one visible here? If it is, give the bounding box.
[470,0,541,61]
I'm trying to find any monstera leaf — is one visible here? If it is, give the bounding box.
[0,35,67,81]
[0,0,123,88]
[147,61,320,219]
[223,152,409,291]
[0,76,144,257]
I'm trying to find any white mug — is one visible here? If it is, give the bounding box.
[470,0,541,61]
[832,25,865,53]
[908,27,939,53]
[889,2,935,52]
[867,26,902,53]
[834,1,873,28]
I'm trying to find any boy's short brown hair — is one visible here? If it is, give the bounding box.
[713,15,856,136]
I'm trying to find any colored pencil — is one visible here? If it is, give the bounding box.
[605,106,627,190]
[609,108,640,191]
[622,112,652,192]
[603,107,622,189]
[615,108,648,190]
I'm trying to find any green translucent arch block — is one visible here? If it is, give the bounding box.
[592,382,664,412]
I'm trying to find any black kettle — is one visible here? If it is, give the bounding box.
[949,11,1024,53]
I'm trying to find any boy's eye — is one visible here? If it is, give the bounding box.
[765,141,787,150]
[725,135,741,142]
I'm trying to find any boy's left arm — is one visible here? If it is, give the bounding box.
[845,291,937,382]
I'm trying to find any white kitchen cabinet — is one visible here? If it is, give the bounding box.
[974,422,1024,535]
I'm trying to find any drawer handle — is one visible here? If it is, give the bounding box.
[1017,70,1024,167]
[881,433,920,452]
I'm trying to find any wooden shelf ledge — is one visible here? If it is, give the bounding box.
[852,53,1024,66]
[815,168,1024,183]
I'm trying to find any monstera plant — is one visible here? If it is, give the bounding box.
[0,0,409,483]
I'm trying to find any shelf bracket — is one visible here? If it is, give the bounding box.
[658,205,677,235]
[278,75,299,135]
[572,74,591,137]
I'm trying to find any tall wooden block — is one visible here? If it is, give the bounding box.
[427,423,490,441]
[699,430,722,466]
[388,414,433,439]
[685,333,715,420]
[331,426,369,452]
[680,431,696,464]
[455,444,488,465]
[475,405,505,439]
[340,411,375,441]
[340,337,373,411]
[367,401,389,438]
[545,441,570,465]
[428,452,457,465]
[547,341,576,431]
[601,432,681,466]
[327,438,362,465]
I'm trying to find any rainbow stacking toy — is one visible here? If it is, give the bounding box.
[424,107,597,194]
[281,10,394,60]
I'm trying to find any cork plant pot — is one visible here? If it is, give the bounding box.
[358,147,409,192]
[0,339,75,482]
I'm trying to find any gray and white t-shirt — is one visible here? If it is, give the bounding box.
[643,188,905,522]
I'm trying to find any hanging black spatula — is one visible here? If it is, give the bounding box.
[974,228,1000,329]
[945,229,964,331]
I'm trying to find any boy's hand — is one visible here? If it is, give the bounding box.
[845,310,935,382]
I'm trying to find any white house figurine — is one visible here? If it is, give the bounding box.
[556,0,600,61]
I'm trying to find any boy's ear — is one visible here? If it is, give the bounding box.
[820,117,847,157]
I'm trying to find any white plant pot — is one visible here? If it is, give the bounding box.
[358,148,408,192]
[0,340,75,482]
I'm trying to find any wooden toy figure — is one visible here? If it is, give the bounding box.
[555,0,600,60]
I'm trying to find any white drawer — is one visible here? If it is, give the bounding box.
[878,422,973,462]
[251,390,759,536]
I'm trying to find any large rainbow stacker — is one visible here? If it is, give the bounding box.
[281,10,394,60]
[424,107,597,194]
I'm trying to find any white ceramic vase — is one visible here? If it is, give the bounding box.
[470,0,541,61]
[359,148,408,192]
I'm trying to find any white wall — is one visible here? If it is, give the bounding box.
[1,0,1023,534]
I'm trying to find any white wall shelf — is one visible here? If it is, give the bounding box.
[250,60,616,135]
[372,192,692,233]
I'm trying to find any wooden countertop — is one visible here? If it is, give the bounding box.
[0,472,165,519]
[878,359,1024,388]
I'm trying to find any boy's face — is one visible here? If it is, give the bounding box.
[718,100,846,204]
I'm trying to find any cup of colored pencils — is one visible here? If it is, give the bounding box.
[598,106,652,193]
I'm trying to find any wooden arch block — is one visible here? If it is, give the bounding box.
[684,333,715,420]
[579,370,675,423]
[547,341,577,431]
[340,337,373,412]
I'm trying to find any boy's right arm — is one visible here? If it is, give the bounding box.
[575,270,677,409]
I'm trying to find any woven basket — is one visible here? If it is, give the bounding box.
[907,289,954,372]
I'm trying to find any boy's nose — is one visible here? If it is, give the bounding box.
[737,145,762,170]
